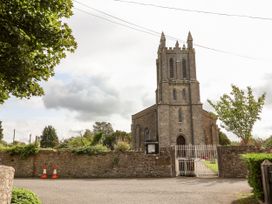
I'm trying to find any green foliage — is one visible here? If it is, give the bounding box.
[57,136,91,149]
[91,132,103,146]
[83,129,93,139]
[103,134,116,150]
[264,136,272,148]
[11,187,41,204]
[112,130,132,143]
[40,125,59,148]
[93,122,114,135]
[219,131,231,145]
[72,144,109,155]
[208,85,265,145]
[114,141,131,152]
[0,0,77,103]
[241,153,272,200]
[0,121,3,141]
[7,144,39,159]
[203,160,218,173]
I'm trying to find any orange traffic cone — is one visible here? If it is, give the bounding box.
[40,165,47,179]
[51,165,59,179]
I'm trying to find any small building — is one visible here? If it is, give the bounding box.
[131,32,219,152]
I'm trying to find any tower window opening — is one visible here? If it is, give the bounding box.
[182,59,187,78]
[178,108,183,122]
[169,58,174,78]
[173,89,177,100]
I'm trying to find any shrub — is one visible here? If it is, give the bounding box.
[241,153,272,201]
[11,187,41,204]
[7,144,39,159]
[72,144,109,155]
[219,131,231,145]
[114,141,130,152]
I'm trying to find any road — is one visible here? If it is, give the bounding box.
[14,178,251,204]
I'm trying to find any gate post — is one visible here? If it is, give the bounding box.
[261,160,272,204]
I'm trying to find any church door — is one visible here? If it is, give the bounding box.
[176,135,185,145]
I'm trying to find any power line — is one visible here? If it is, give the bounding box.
[74,7,159,37]
[73,3,267,60]
[74,0,162,36]
[114,0,272,22]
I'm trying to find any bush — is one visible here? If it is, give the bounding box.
[219,131,231,145]
[114,141,130,152]
[72,144,109,155]
[7,144,39,159]
[11,187,41,204]
[241,153,272,201]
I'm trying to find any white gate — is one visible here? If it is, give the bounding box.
[175,145,218,177]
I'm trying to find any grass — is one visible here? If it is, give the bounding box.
[231,193,259,204]
[203,160,218,173]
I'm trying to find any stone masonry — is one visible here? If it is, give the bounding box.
[0,149,175,178]
[132,32,219,151]
[0,165,15,204]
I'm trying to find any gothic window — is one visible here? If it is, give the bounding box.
[182,59,187,79]
[173,88,177,100]
[182,88,186,100]
[144,128,150,141]
[178,108,183,122]
[169,58,174,78]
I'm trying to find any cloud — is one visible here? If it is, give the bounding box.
[43,75,134,121]
[254,74,272,105]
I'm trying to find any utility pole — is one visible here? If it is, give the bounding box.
[29,134,32,144]
[13,129,15,143]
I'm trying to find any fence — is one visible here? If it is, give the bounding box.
[175,145,218,177]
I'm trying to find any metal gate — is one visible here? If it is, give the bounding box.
[175,145,218,177]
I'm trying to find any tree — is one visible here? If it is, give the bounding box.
[93,122,114,136]
[264,136,272,148]
[218,131,231,146]
[208,85,265,145]
[40,125,59,148]
[0,0,77,103]
[0,121,3,141]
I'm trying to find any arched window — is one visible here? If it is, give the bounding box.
[182,88,186,100]
[144,128,150,141]
[178,108,183,122]
[169,58,174,78]
[173,89,177,100]
[182,59,187,79]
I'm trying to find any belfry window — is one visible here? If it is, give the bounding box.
[169,58,174,78]
[182,59,187,79]
[173,89,177,100]
[182,88,186,100]
[178,108,183,122]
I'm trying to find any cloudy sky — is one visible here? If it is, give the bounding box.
[1,0,272,143]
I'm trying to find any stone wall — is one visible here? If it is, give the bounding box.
[0,148,175,178]
[0,165,15,204]
[217,146,261,178]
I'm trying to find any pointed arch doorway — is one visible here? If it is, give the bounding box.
[176,135,185,145]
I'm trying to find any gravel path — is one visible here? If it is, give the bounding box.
[14,177,251,204]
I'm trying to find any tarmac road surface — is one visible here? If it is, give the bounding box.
[14,177,251,204]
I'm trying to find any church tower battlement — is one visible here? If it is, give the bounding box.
[131,32,219,151]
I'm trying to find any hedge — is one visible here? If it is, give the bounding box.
[241,153,272,201]
[11,187,41,204]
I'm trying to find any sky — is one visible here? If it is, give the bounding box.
[1,0,272,143]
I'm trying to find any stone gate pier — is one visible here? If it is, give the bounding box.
[0,165,15,204]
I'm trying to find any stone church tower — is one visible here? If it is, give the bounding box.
[131,32,219,151]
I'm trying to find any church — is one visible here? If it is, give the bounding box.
[131,32,219,152]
